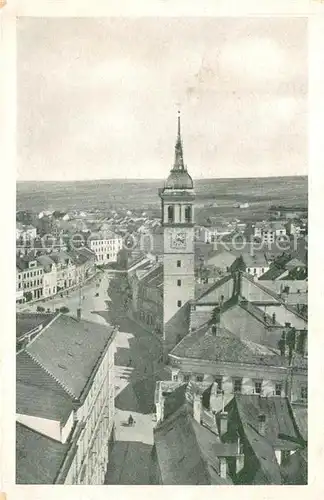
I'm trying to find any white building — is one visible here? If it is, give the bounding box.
[88,231,123,265]
[16,254,44,301]
[254,222,287,243]
[16,313,117,485]
[16,223,37,242]
[37,255,57,298]
[16,267,24,304]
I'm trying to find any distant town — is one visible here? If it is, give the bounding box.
[16,118,308,486]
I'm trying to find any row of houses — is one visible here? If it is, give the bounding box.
[16,247,96,304]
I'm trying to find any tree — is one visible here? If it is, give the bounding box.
[24,291,33,302]
[60,306,70,313]
[286,327,296,363]
[296,329,307,356]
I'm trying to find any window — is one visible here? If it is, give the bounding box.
[215,377,223,392]
[254,380,263,394]
[168,205,174,223]
[301,386,307,400]
[183,374,190,382]
[172,374,178,382]
[184,205,192,223]
[275,383,282,396]
[177,300,182,308]
[177,279,181,286]
[233,378,242,393]
[177,260,181,268]
[196,375,204,382]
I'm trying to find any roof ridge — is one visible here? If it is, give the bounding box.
[24,350,76,399]
[170,324,207,354]
[242,272,282,302]
[196,274,232,301]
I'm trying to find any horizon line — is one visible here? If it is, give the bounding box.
[17,173,308,183]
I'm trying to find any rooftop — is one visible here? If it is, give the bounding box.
[258,266,286,281]
[16,313,56,340]
[16,350,73,425]
[170,324,287,367]
[23,313,116,399]
[16,422,70,484]
[228,394,305,484]
[154,403,232,485]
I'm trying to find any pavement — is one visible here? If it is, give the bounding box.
[22,270,170,484]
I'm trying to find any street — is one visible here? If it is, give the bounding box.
[22,269,169,484]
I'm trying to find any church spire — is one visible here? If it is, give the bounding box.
[173,110,185,171]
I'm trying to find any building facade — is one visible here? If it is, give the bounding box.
[16,255,44,301]
[37,255,58,298]
[88,231,123,265]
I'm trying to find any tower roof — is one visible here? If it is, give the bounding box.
[165,111,194,190]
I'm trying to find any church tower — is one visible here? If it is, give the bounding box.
[159,112,195,354]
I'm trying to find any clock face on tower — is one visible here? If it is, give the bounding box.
[170,232,187,249]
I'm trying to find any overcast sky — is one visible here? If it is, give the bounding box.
[17,17,308,181]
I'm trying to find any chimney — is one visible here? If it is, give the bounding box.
[219,411,228,437]
[209,381,220,412]
[258,414,266,436]
[219,456,227,479]
[76,307,81,321]
[211,324,219,336]
[193,393,202,424]
[236,435,245,474]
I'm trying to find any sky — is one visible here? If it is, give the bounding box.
[17,17,308,181]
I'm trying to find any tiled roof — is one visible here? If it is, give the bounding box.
[154,404,232,484]
[25,314,116,399]
[69,248,95,265]
[239,301,282,327]
[16,422,70,484]
[285,258,306,270]
[16,255,40,271]
[190,307,214,331]
[163,384,188,420]
[196,274,232,303]
[230,395,305,484]
[290,403,307,442]
[17,351,73,424]
[234,395,302,450]
[258,266,286,281]
[242,253,268,268]
[88,230,119,241]
[170,324,287,367]
[280,447,307,485]
[142,264,163,288]
[16,313,57,340]
[242,272,282,302]
[48,251,71,265]
[194,283,213,299]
